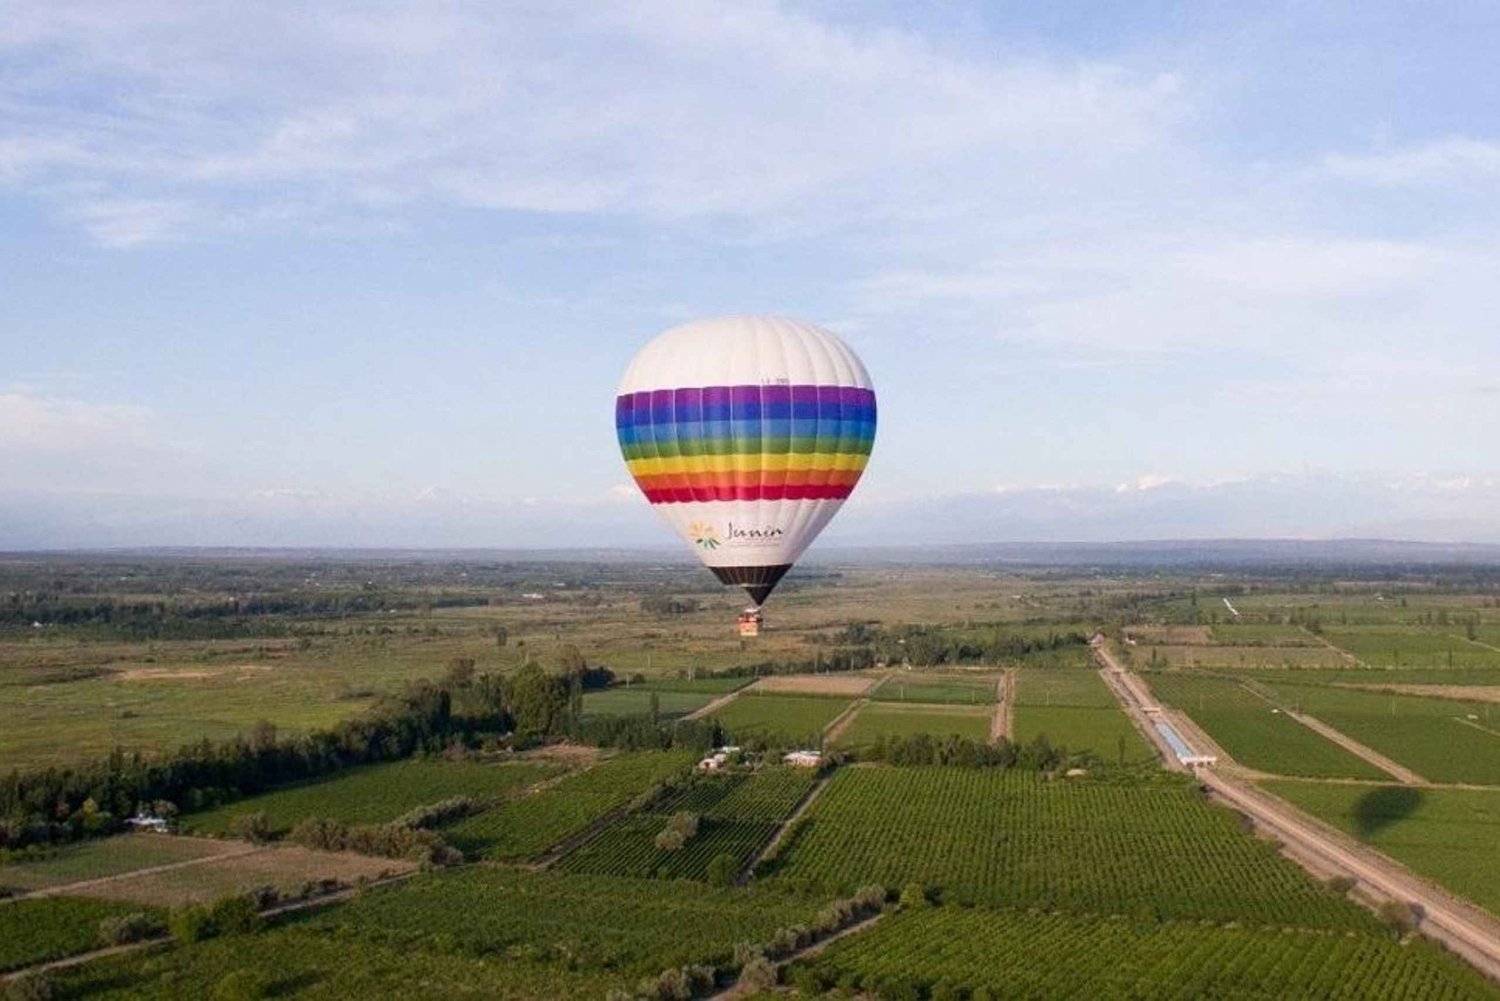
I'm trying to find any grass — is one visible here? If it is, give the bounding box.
[871,676,997,704]
[833,703,992,748]
[711,694,852,743]
[446,750,695,859]
[182,758,561,836]
[1011,706,1155,763]
[1321,627,1500,669]
[1256,680,1500,784]
[0,896,163,972]
[1265,780,1500,920]
[579,688,715,718]
[0,834,237,892]
[1012,668,1118,708]
[1146,674,1388,779]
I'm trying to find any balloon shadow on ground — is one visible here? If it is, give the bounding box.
[1352,785,1424,839]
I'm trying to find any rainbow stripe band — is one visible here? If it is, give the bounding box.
[617,384,876,504]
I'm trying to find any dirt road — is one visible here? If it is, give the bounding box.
[821,699,867,746]
[990,670,1014,743]
[684,688,745,721]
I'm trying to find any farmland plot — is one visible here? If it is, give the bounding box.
[556,767,815,880]
[765,767,1365,928]
[711,694,851,743]
[0,833,239,892]
[871,676,996,704]
[1257,681,1500,785]
[1148,674,1386,779]
[795,904,1498,1000]
[183,758,561,836]
[1321,627,1500,670]
[446,750,694,859]
[0,896,165,972]
[833,703,992,749]
[1010,705,1154,763]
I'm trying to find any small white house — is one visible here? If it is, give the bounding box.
[126,814,170,834]
[697,745,741,772]
[783,750,821,768]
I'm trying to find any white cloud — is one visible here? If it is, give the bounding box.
[0,1,1184,244]
[1322,137,1500,187]
[0,392,154,450]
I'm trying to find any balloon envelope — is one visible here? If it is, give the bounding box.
[616,316,876,606]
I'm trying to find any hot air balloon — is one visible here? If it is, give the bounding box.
[616,316,876,632]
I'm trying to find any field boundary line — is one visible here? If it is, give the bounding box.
[820,699,867,746]
[4,841,266,904]
[1299,626,1369,668]
[685,687,745,721]
[1236,683,1428,785]
[1452,633,1500,656]
[740,770,835,883]
[1455,717,1500,740]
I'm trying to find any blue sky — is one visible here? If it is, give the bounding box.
[3,1,1499,547]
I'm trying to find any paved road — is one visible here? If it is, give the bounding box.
[1097,642,1500,982]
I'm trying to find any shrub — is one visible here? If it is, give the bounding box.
[168,904,215,944]
[229,812,274,844]
[740,956,779,991]
[97,910,163,946]
[900,883,930,909]
[5,971,55,1001]
[288,817,348,851]
[210,893,264,935]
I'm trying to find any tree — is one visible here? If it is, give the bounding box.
[494,625,509,647]
[649,692,661,722]
[655,811,699,851]
[445,658,475,687]
[248,720,277,754]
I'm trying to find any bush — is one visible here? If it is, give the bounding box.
[210,893,264,935]
[899,883,930,909]
[654,811,699,852]
[288,817,348,852]
[706,852,739,887]
[168,904,215,944]
[229,812,274,844]
[5,971,55,1001]
[211,969,270,1001]
[97,910,163,946]
[740,956,779,991]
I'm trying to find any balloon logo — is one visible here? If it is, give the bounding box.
[616,316,877,610]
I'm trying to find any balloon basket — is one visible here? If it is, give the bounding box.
[737,608,764,637]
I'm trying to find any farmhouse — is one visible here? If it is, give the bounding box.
[782,750,821,768]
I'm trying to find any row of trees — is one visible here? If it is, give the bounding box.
[0,659,714,851]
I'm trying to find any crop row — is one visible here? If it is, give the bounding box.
[183,758,560,835]
[0,896,161,972]
[656,767,817,822]
[765,768,1368,930]
[445,750,694,859]
[555,815,777,880]
[797,905,1497,1000]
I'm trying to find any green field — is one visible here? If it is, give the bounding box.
[711,694,851,743]
[630,676,752,694]
[1265,780,1500,919]
[765,767,1364,928]
[445,750,694,859]
[0,834,233,892]
[579,688,714,718]
[51,868,825,999]
[1209,622,1322,646]
[871,676,997,704]
[182,759,561,836]
[1011,705,1155,763]
[834,703,993,748]
[1013,668,1118,708]
[1321,627,1500,669]
[0,896,162,972]
[1147,674,1388,779]
[555,767,815,880]
[1257,680,1500,784]
[794,904,1497,1000]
